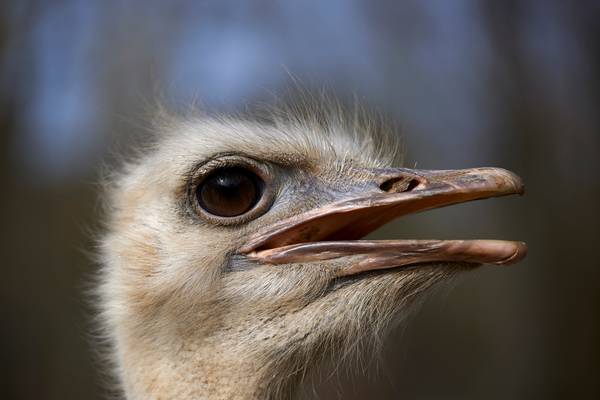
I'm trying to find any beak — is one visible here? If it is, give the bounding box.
[240,167,527,277]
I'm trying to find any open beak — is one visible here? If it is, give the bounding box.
[240,167,527,277]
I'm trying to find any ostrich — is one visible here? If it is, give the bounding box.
[98,99,526,400]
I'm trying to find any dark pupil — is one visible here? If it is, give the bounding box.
[197,168,261,217]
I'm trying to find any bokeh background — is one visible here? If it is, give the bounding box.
[1,1,599,399]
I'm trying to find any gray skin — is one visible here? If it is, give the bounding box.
[97,112,525,400]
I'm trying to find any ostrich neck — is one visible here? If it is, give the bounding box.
[119,332,304,400]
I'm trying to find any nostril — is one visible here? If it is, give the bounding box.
[380,177,420,193]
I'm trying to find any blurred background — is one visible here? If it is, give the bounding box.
[1,1,599,399]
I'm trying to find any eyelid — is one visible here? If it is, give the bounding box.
[195,155,271,181]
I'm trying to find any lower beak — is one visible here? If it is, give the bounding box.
[240,167,527,276]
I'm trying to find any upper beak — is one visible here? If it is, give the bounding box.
[240,167,527,277]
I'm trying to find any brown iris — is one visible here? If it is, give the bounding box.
[197,167,263,217]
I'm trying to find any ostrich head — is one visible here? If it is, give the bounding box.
[98,100,526,400]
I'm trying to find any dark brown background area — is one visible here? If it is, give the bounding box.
[1,1,599,399]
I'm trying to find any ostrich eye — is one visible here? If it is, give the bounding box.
[197,167,263,217]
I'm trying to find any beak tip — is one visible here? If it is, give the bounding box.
[514,176,525,196]
[490,167,525,196]
[500,241,528,265]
